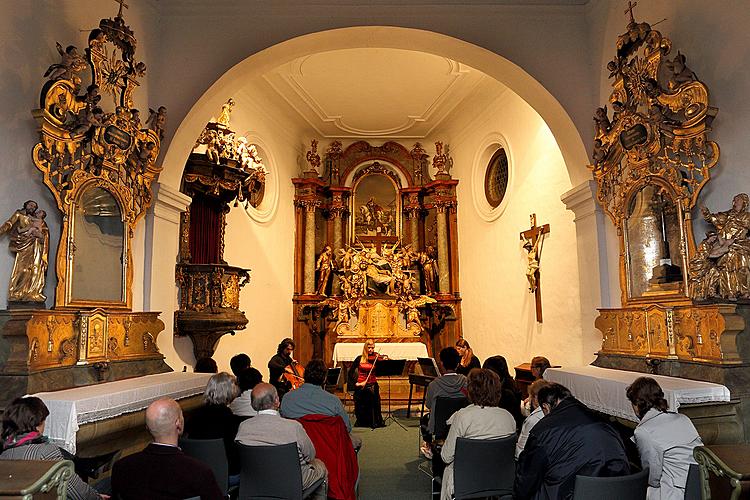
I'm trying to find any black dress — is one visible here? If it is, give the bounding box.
[348,354,385,428]
[456,355,481,376]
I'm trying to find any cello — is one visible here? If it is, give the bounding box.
[282,360,305,391]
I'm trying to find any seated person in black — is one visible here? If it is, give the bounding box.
[483,355,524,429]
[268,337,300,400]
[230,352,252,377]
[455,338,481,375]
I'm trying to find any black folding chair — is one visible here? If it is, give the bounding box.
[430,396,469,492]
[453,435,516,499]
[179,437,238,498]
[237,442,325,500]
[572,467,649,500]
[685,463,701,500]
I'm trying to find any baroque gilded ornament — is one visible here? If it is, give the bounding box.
[589,5,719,229]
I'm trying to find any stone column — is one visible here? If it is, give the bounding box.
[435,202,451,294]
[403,192,422,249]
[303,201,319,294]
[329,193,346,295]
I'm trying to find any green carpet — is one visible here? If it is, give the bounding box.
[351,409,433,499]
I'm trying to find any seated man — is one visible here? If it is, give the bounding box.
[514,383,630,500]
[280,358,361,451]
[111,398,223,500]
[230,352,252,377]
[236,383,328,500]
[420,347,468,458]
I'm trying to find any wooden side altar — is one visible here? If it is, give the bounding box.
[290,140,462,365]
[588,8,750,444]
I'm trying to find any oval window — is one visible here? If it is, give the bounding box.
[484,148,509,209]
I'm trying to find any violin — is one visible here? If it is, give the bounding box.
[282,360,305,391]
[359,351,389,387]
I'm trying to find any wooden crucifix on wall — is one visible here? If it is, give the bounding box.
[520,213,550,323]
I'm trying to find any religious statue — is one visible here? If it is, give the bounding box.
[0,200,49,303]
[43,43,87,86]
[217,98,235,127]
[315,245,334,296]
[688,231,720,300]
[418,246,438,295]
[522,235,542,293]
[146,106,167,140]
[692,193,750,300]
[666,51,697,90]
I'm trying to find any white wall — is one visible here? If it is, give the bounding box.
[436,80,584,371]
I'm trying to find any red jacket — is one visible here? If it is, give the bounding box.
[299,414,358,500]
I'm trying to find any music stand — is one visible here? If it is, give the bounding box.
[375,359,407,430]
[417,357,440,378]
[324,367,341,392]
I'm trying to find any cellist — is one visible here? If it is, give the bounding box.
[268,338,303,400]
[348,339,388,428]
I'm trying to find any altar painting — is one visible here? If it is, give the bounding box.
[353,173,399,238]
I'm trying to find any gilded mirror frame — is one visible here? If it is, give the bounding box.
[56,178,132,310]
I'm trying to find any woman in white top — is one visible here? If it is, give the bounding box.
[626,377,703,500]
[440,368,516,500]
[516,378,550,459]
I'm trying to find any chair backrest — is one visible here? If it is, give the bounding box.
[685,463,701,500]
[572,467,649,500]
[453,435,517,500]
[238,442,303,500]
[433,396,469,441]
[178,437,229,495]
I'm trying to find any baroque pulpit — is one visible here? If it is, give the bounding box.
[291,140,462,365]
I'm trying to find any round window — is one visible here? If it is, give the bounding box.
[484,148,509,209]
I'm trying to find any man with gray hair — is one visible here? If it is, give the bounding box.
[111,398,222,500]
[235,382,328,499]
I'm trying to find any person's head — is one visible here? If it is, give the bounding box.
[530,356,551,380]
[251,382,279,412]
[439,347,461,372]
[194,357,218,373]
[1,397,50,441]
[455,338,472,358]
[304,358,328,386]
[204,372,239,406]
[732,193,749,212]
[528,379,552,410]
[230,353,251,377]
[145,398,183,444]
[361,339,376,359]
[467,368,501,407]
[237,367,263,393]
[482,355,511,382]
[537,383,572,415]
[23,200,38,215]
[277,338,295,356]
[626,376,668,420]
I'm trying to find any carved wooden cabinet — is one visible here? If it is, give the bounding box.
[595,304,743,364]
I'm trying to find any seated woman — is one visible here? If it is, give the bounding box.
[440,369,516,500]
[455,338,481,376]
[626,376,703,500]
[348,339,387,428]
[521,356,551,416]
[185,372,241,484]
[516,379,550,459]
[482,355,524,428]
[0,396,105,500]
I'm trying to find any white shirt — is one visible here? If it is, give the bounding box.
[516,405,544,459]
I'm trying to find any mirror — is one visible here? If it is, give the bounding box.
[71,187,125,303]
[625,185,684,298]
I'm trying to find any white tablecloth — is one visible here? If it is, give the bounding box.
[544,365,730,422]
[33,372,212,454]
[332,342,428,363]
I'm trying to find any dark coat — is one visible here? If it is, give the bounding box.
[185,403,242,475]
[514,397,630,500]
[111,443,223,500]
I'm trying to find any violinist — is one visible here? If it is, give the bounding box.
[268,338,303,399]
[348,339,387,428]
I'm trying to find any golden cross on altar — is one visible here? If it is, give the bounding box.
[113,0,129,17]
[520,213,550,323]
[624,1,638,24]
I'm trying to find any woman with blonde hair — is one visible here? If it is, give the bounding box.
[347,339,388,428]
[455,338,480,375]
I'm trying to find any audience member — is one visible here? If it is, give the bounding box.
[522,356,552,416]
[516,379,550,459]
[281,358,361,451]
[194,357,218,373]
[420,347,468,458]
[229,367,263,417]
[230,353,252,377]
[348,339,387,428]
[626,376,703,499]
[455,338,481,375]
[440,369,516,500]
[482,355,524,427]
[185,372,242,483]
[514,383,630,500]
[111,398,222,500]
[1,397,107,500]
[236,383,328,500]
